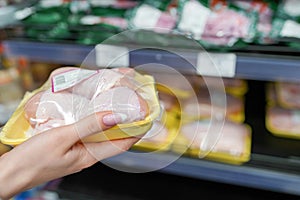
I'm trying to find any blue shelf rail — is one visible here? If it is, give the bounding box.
[3,40,300,82]
[105,151,300,196]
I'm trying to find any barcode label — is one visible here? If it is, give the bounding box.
[52,69,98,93]
[54,75,66,85]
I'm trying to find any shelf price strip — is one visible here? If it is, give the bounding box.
[95,44,129,68]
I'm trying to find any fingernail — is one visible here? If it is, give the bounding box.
[103,113,127,126]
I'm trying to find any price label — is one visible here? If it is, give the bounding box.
[197,52,236,78]
[52,69,98,93]
[95,44,129,68]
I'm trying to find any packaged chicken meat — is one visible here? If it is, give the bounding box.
[231,0,276,44]
[133,120,178,152]
[181,87,245,123]
[195,76,248,97]
[265,82,300,140]
[127,0,177,34]
[0,67,161,146]
[172,120,252,165]
[266,106,300,140]
[275,81,300,109]
[177,0,257,47]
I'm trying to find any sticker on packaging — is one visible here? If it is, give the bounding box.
[39,0,64,8]
[178,1,211,39]
[283,0,300,17]
[281,20,300,39]
[132,4,162,29]
[95,44,129,68]
[52,69,99,93]
[197,52,236,78]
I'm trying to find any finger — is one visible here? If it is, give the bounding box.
[55,111,128,149]
[80,137,140,165]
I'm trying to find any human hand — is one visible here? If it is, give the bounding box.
[0,111,140,200]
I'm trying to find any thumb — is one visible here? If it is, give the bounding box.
[60,111,127,148]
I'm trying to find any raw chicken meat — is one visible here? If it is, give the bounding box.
[266,106,300,135]
[24,67,149,134]
[180,120,249,156]
[201,8,252,45]
[276,81,300,109]
[182,88,244,120]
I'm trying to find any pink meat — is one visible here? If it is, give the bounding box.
[25,68,149,134]
[277,82,300,109]
[202,9,251,45]
[232,0,273,37]
[29,89,89,134]
[183,89,243,119]
[83,86,146,123]
[155,12,177,33]
[71,69,127,99]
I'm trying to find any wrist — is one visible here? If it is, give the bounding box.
[0,152,33,199]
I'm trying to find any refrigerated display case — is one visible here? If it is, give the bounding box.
[1,0,300,198]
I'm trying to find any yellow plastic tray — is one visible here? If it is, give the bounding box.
[133,127,179,152]
[225,79,248,97]
[0,71,161,146]
[171,123,252,165]
[265,106,300,140]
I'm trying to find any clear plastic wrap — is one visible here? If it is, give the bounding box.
[181,87,245,123]
[266,106,300,139]
[133,120,178,151]
[265,82,300,140]
[177,0,257,47]
[276,81,300,109]
[0,67,161,145]
[127,1,177,33]
[172,119,252,165]
[231,0,276,44]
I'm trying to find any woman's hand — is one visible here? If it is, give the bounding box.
[0,111,140,200]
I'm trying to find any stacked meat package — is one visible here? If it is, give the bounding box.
[0,67,161,146]
[266,81,300,140]
[133,72,198,152]
[172,76,252,165]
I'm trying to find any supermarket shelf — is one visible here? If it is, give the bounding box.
[3,40,300,82]
[104,151,300,196]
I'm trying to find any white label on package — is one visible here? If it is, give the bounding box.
[89,0,117,7]
[40,0,63,8]
[80,15,101,25]
[132,4,161,29]
[283,0,300,17]
[178,1,211,39]
[52,69,98,93]
[95,44,129,68]
[197,52,236,78]
[281,20,300,39]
